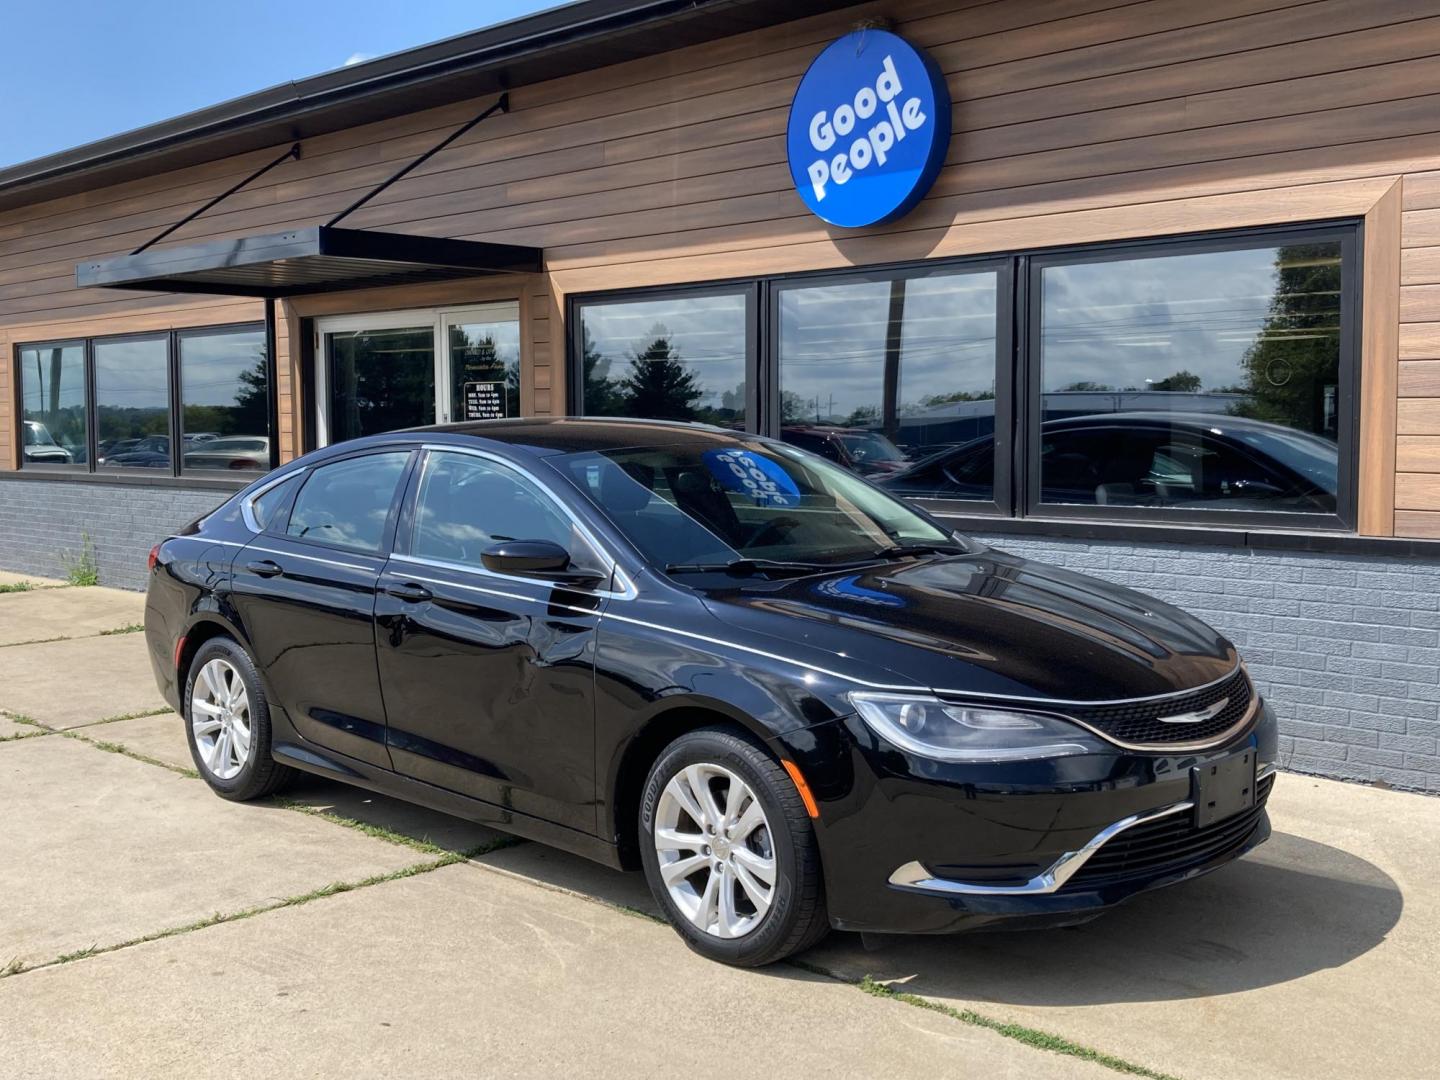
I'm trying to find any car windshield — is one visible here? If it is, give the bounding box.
[1222,424,1339,494]
[550,437,956,572]
[25,422,57,447]
[836,430,905,463]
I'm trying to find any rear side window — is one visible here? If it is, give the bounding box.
[286,452,409,553]
[248,474,302,532]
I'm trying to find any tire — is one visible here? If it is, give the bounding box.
[639,726,828,967]
[183,636,294,801]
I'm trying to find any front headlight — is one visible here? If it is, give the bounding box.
[848,692,1106,762]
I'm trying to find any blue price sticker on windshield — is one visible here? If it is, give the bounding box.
[703,449,801,508]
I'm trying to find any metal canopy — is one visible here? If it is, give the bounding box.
[76,225,543,298]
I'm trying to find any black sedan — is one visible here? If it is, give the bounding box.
[144,419,1277,966]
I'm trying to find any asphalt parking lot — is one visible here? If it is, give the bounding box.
[2,573,1437,1080]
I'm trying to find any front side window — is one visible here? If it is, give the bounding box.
[17,341,86,469]
[286,452,409,553]
[412,450,602,573]
[577,290,750,428]
[179,327,269,474]
[777,268,1002,500]
[554,437,953,572]
[1034,236,1347,520]
[94,336,171,472]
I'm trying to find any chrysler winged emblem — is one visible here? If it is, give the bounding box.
[1157,697,1229,725]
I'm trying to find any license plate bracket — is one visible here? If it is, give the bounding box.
[1192,748,1256,828]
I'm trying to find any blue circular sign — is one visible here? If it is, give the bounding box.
[702,449,801,508]
[786,29,951,229]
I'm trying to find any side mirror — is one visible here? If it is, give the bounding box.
[480,540,603,586]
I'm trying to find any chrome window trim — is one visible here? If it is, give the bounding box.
[391,551,633,600]
[413,443,638,600]
[244,544,376,574]
[239,468,307,533]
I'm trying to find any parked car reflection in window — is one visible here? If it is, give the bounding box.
[882,413,1338,513]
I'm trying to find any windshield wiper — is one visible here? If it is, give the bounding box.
[870,542,967,561]
[663,558,834,578]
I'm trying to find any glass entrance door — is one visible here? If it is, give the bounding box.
[317,303,520,445]
[441,302,520,422]
[325,323,436,443]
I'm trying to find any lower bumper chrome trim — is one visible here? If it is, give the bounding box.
[889,799,1194,897]
[890,763,1279,897]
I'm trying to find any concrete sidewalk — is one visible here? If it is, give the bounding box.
[2,580,1436,1079]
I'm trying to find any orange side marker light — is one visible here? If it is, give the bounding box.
[781,759,820,819]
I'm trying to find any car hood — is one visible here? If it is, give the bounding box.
[697,550,1236,702]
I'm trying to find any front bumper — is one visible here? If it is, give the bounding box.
[776,698,1279,934]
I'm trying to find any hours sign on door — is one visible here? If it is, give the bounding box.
[463,381,507,420]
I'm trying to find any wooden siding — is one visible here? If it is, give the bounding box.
[3,0,1440,533]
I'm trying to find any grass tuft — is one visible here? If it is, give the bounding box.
[0,582,35,594]
[845,972,1180,1080]
[61,729,199,779]
[271,795,526,858]
[1,712,48,730]
[0,854,468,981]
[99,623,145,636]
[88,706,174,727]
[60,534,99,587]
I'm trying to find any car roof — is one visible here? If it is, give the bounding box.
[324,417,753,458]
[1052,411,1283,431]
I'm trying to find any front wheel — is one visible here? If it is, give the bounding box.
[639,727,828,966]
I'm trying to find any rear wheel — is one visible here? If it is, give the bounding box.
[184,636,294,801]
[639,727,828,966]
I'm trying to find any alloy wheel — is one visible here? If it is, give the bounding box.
[654,762,777,939]
[190,657,252,781]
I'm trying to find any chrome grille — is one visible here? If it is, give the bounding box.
[1062,668,1253,747]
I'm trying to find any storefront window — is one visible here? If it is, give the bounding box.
[577,290,749,428]
[18,341,86,469]
[179,327,270,474]
[1035,239,1345,517]
[94,336,170,471]
[777,268,1000,500]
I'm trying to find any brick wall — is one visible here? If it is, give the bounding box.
[0,479,227,591]
[973,533,1440,794]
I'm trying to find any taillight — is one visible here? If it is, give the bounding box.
[148,543,161,572]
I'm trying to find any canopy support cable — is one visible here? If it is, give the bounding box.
[131,143,301,255]
[326,93,509,228]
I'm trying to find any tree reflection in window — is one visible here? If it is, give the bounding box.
[579,293,747,428]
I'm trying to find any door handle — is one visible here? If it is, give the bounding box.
[245,559,283,578]
[384,582,433,603]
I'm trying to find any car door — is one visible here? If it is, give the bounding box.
[231,447,415,769]
[374,446,614,833]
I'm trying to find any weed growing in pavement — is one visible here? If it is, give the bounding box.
[60,534,99,586]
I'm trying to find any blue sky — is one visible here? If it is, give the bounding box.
[1,0,562,168]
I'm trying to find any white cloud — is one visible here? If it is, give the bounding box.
[343,52,374,67]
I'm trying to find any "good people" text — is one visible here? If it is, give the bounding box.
[803,55,928,204]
